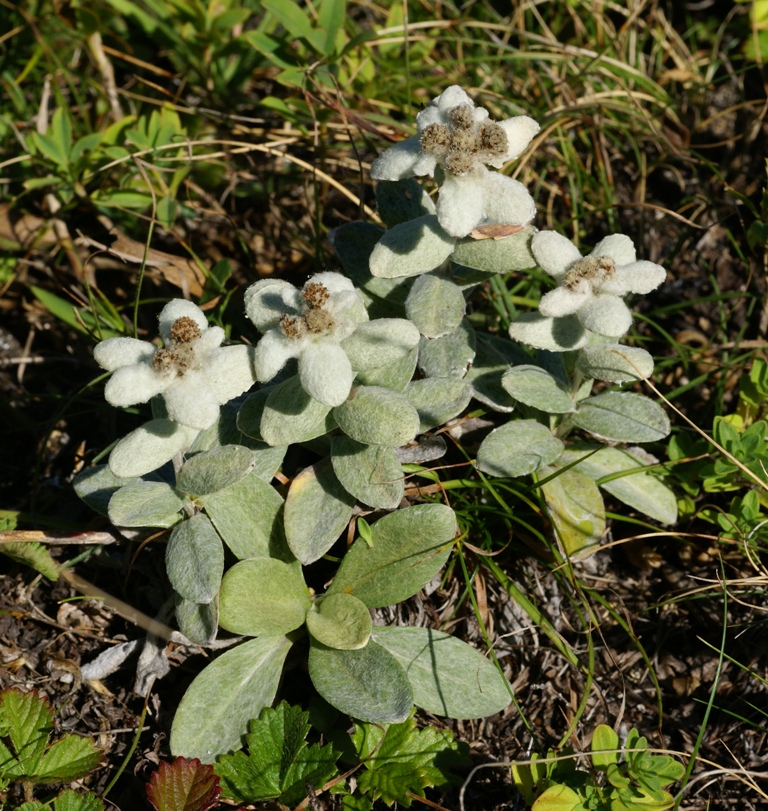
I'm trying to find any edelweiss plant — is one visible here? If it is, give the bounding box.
[76,83,678,768]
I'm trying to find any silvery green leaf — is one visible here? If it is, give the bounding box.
[308,639,413,724]
[306,593,372,650]
[236,389,269,441]
[108,481,184,528]
[356,346,418,391]
[372,626,512,718]
[284,458,356,564]
[74,464,140,516]
[576,344,655,383]
[558,443,678,525]
[260,376,336,446]
[369,215,455,279]
[501,365,575,413]
[343,318,420,372]
[334,386,420,447]
[109,419,194,478]
[204,472,287,560]
[539,466,605,557]
[327,504,457,607]
[219,558,310,636]
[395,435,447,464]
[476,420,564,478]
[331,436,404,509]
[176,445,255,496]
[418,319,476,379]
[451,226,536,273]
[175,595,218,645]
[404,378,472,432]
[170,635,293,762]
[508,312,588,352]
[405,275,466,338]
[465,333,530,412]
[166,513,224,603]
[375,178,436,227]
[572,392,670,443]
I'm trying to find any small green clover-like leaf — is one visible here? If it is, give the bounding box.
[351,713,470,807]
[146,757,221,811]
[306,593,372,650]
[218,558,310,636]
[215,702,339,806]
[591,724,619,770]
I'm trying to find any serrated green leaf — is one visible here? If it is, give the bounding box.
[218,558,310,636]
[308,640,413,723]
[306,593,372,650]
[1,689,52,777]
[284,459,355,565]
[166,514,224,604]
[170,636,293,763]
[146,756,221,811]
[476,420,564,478]
[34,736,102,783]
[203,472,286,560]
[371,627,512,718]
[352,714,469,807]
[369,215,455,279]
[327,504,456,607]
[53,789,105,811]
[176,446,255,497]
[108,480,184,528]
[405,275,466,339]
[331,437,404,509]
[215,702,338,806]
[0,541,59,581]
[572,392,670,443]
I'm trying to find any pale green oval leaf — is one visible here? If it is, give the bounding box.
[176,445,255,496]
[306,593,372,650]
[108,481,184,528]
[418,319,476,379]
[451,227,536,273]
[576,344,654,383]
[327,503,456,607]
[531,783,582,811]
[170,635,293,762]
[333,386,420,447]
[404,377,472,432]
[539,466,605,557]
[501,364,574,413]
[175,595,218,645]
[375,178,435,228]
[109,419,193,478]
[166,513,224,603]
[284,458,356,564]
[465,332,529,412]
[591,724,619,770]
[476,420,563,478]
[308,640,413,723]
[331,437,404,509]
[572,392,671,443]
[219,558,310,636]
[371,626,512,719]
[369,215,455,279]
[260,376,335,446]
[342,318,420,373]
[405,275,466,338]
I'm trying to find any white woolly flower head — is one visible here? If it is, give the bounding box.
[533,231,667,338]
[370,85,539,239]
[94,300,256,430]
[244,272,369,407]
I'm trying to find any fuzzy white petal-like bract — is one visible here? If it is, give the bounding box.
[578,294,634,337]
[498,115,540,163]
[531,231,582,279]
[299,341,354,407]
[94,337,156,372]
[436,172,486,238]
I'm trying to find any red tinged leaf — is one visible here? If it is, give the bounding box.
[147,757,222,811]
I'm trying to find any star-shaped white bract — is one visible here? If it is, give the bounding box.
[533,231,667,338]
[244,272,369,407]
[94,300,257,430]
[370,85,539,239]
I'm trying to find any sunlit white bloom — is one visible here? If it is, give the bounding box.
[94,300,256,430]
[244,272,369,407]
[371,85,539,238]
[535,231,666,337]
